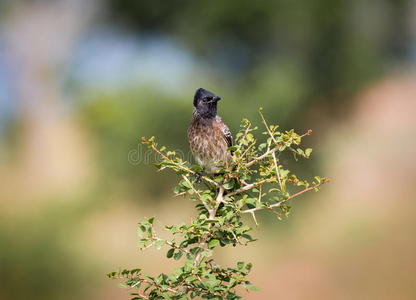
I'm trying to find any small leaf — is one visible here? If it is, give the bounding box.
[245,283,260,291]
[130,268,141,275]
[223,180,235,190]
[191,164,204,172]
[173,251,183,260]
[166,248,174,258]
[208,239,220,249]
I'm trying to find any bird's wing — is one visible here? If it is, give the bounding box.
[215,116,233,150]
[222,123,233,149]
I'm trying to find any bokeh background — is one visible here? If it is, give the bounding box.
[1,0,416,299]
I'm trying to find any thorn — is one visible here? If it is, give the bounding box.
[251,212,258,226]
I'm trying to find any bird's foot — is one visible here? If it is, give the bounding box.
[195,171,203,183]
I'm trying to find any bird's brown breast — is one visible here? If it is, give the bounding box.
[188,116,231,173]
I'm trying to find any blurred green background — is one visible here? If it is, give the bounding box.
[1,0,416,299]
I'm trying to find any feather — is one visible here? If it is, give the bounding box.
[222,123,233,149]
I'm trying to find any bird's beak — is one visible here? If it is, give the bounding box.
[213,96,221,102]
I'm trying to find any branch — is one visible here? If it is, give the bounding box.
[164,239,190,255]
[181,175,201,197]
[143,137,221,189]
[210,186,225,219]
[192,187,225,269]
[226,179,269,197]
[133,277,181,296]
[272,151,283,191]
[241,179,329,214]
[129,282,150,300]
[181,174,213,215]
[245,111,312,169]
[259,109,284,188]
[245,146,279,168]
[259,108,277,144]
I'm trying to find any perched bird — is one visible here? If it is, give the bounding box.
[188,88,233,174]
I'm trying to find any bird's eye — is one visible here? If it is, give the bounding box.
[205,96,212,102]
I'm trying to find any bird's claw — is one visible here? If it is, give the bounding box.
[195,171,203,183]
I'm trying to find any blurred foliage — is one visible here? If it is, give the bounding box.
[0,208,94,300]
[105,0,413,112]
[77,88,190,198]
[73,1,414,200]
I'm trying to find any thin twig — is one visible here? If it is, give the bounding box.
[259,110,282,194]
[181,174,212,214]
[272,151,283,191]
[210,186,225,219]
[245,146,278,168]
[245,112,312,168]
[267,206,282,218]
[240,141,256,158]
[241,128,270,174]
[191,187,225,268]
[164,239,190,255]
[300,129,313,138]
[258,185,262,203]
[226,179,269,198]
[241,180,328,214]
[133,278,180,295]
[250,211,258,226]
[181,175,201,197]
[259,109,277,144]
[237,121,253,148]
[144,139,221,189]
[128,281,152,300]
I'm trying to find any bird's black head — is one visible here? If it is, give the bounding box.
[193,88,222,118]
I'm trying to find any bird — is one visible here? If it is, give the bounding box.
[187,88,233,174]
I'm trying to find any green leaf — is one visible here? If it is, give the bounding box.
[137,225,146,234]
[185,275,198,283]
[245,283,260,291]
[166,248,174,258]
[173,251,183,260]
[200,194,213,202]
[208,239,220,249]
[223,180,235,190]
[204,279,221,290]
[190,164,204,172]
[241,234,256,242]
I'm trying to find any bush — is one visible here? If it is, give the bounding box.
[108,109,329,299]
